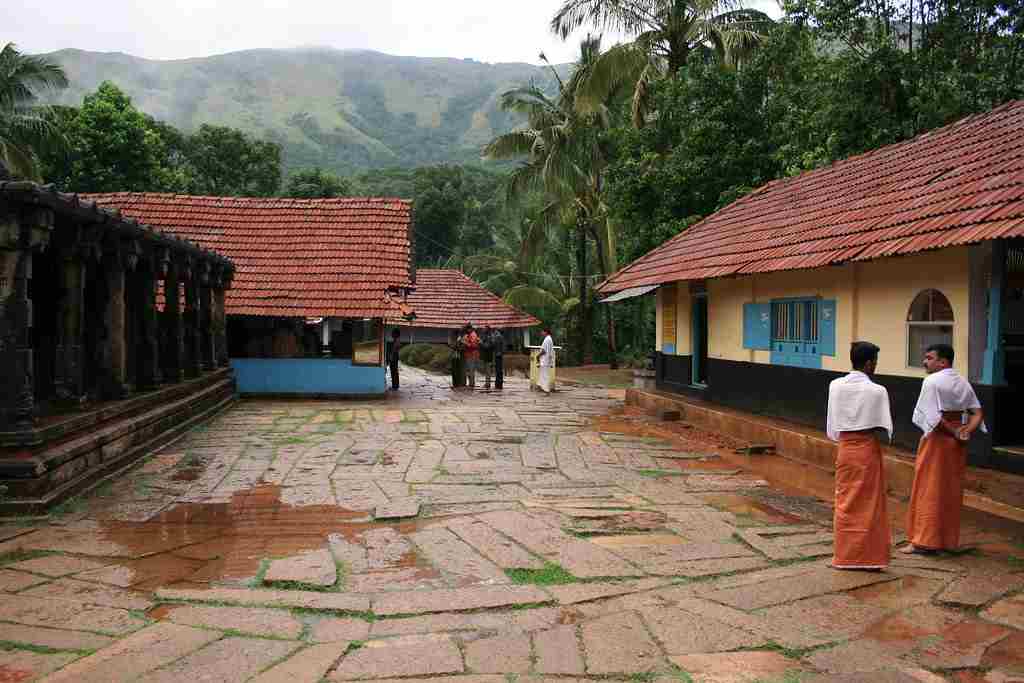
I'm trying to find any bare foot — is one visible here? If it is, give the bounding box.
[899,544,936,555]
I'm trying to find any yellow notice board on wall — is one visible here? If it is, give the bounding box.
[662,284,677,353]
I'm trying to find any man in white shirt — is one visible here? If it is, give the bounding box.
[538,328,555,394]
[825,341,894,570]
[902,343,985,554]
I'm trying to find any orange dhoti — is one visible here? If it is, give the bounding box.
[906,415,967,551]
[833,431,891,569]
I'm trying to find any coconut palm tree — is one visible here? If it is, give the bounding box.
[0,43,69,179]
[483,36,620,365]
[551,0,774,125]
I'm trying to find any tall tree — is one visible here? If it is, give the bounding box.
[484,37,619,365]
[0,43,68,179]
[187,124,281,196]
[551,0,774,125]
[283,167,352,198]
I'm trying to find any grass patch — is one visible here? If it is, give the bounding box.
[0,639,72,655]
[752,672,807,683]
[263,580,335,593]
[1006,555,1024,569]
[277,436,308,445]
[627,672,659,683]
[505,562,578,586]
[758,640,828,660]
[0,549,54,567]
[48,495,86,518]
[637,469,686,478]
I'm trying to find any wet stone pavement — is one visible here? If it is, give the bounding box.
[1,367,1022,682]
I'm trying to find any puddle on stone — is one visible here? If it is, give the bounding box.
[93,483,435,590]
[697,492,807,526]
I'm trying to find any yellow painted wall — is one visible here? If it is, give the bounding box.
[654,247,971,379]
[675,284,692,355]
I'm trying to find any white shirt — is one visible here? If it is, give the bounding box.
[826,371,894,442]
[540,335,554,367]
[912,368,985,435]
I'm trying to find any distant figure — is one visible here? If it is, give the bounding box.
[450,328,465,389]
[463,323,481,389]
[902,343,985,555]
[491,327,504,390]
[825,341,894,570]
[537,327,555,394]
[480,325,495,390]
[388,328,401,391]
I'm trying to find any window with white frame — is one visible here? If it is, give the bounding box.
[907,289,954,367]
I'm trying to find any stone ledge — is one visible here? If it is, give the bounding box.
[626,387,1024,519]
[0,376,236,515]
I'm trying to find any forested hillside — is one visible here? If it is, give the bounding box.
[42,47,563,172]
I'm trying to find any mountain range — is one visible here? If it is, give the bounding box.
[42,47,564,174]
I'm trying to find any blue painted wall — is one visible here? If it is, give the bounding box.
[231,359,386,395]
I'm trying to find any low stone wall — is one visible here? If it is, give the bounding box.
[627,388,1024,520]
[0,368,236,514]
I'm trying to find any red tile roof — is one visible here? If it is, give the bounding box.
[389,269,540,329]
[84,193,413,318]
[598,100,1024,293]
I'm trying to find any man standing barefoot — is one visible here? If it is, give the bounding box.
[902,343,985,555]
[826,342,894,570]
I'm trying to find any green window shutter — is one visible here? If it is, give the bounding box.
[819,299,837,356]
[743,303,771,350]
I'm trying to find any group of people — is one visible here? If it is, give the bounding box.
[826,341,984,571]
[453,323,505,390]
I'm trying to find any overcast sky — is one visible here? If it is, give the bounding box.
[4,0,781,64]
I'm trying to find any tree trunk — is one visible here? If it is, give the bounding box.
[589,225,618,369]
[576,212,592,366]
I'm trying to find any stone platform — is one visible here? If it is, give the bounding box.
[627,387,1024,522]
[0,368,236,514]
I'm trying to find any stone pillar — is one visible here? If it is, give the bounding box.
[0,206,53,428]
[162,260,185,383]
[53,240,86,401]
[136,252,163,390]
[198,264,216,371]
[183,263,202,378]
[102,245,129,399]
[213,276,230,367]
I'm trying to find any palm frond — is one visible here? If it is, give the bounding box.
[503,284,566,312]
[482,129,541,161]
[550,0,654,40]
[575,42,650,114]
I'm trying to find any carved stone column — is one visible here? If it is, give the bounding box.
[136,249,163,390]
[53,232,86,401]
[162,259,185,383]
[198,263,216,371]
[0,205,53,428]
[102,243,129,399]
[213,270,231,367]
[182,259,202,378]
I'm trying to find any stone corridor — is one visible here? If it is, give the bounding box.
[0,368,1022,682]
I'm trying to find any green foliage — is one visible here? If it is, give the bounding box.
[282,167,352,198]
[0,42,69,179]
[187,124,281,196]
[504,562,578,585]
[38,82,282,195]
[399,343,453,373]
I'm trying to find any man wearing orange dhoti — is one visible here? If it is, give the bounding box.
[826,342,894,570]
[902,344,985,555]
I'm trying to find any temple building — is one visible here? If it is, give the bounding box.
[386,269,539,349]
[1,182,235,512]
[85,193,414,396]
[599,100,1024,509]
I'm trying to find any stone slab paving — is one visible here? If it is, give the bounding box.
[263,547,338,587]
[329,634,464,680]
[0,367,1019,682]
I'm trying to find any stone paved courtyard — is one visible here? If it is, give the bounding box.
[1,367,1022,682]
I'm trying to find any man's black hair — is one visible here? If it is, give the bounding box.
[926,343,955,365]
[850,341,880,370]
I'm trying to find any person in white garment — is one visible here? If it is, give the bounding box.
[902,343,985,554]
[825,341,894,570]
[537,328,555,394]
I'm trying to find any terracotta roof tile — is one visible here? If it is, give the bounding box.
[390,269,540,329]
[599,100,1024,293]
[84,193,412,318]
